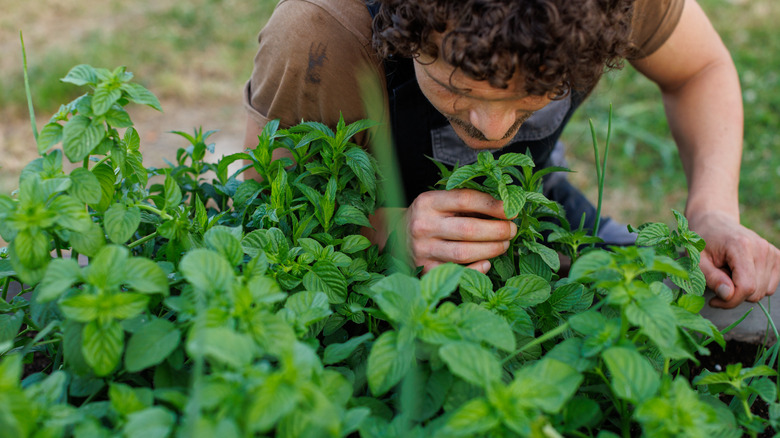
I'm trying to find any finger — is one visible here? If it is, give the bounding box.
[699,251,735,302]
[429,189,511,219]
[725,243,758,304]
[465,260,492,274]
[425,240,510,266]
[430,216,517,242]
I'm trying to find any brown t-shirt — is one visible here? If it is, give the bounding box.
[244,0,685,133]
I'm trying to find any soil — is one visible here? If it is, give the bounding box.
[694,340,777,437]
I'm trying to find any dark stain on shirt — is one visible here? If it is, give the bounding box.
[306,43,328,84]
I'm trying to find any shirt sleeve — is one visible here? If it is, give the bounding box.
[628,0,686,59]
[243,0,386,136]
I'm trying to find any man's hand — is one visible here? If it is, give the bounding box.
[689,210,780,309]
[405,189,517,274]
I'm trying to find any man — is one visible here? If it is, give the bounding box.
[243,0,780,309]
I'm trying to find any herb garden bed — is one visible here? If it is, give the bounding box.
[1,63,779,438]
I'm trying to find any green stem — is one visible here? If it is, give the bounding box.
[21,32,38,143]
[128,231,158,249]
[91,154,111,170]
[2,278,11,302]
[52,234,64,258]
[136,203,174,221]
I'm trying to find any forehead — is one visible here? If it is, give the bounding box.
[416,31,533,100]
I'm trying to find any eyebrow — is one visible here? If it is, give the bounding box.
[424,65,530,103]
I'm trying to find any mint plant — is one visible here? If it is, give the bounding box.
[0,62,776,437]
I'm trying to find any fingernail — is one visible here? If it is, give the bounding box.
[510,222,518,238]
[482,261,491,273]
[715,283,732,300]
[503,241,510,251]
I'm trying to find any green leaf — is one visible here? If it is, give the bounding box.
[37,122,63,154]
[109,382,151,416]
[91,163,116,212]
[439,341,502,388]
[302,261,348,304]
[247,373,299,433]
[635,223,670,247]
[677,294,705,314]
[50,194,92,233]
[125,318,181,372]
[62,115,106,163]
[367,330,414,396]
[204,226,244,267]
[179,248,235,293]
[421,263,464,305]
[369,274,423,324]
[123,258,169,295]
[61,64,97,86]
[625,295,679,355]
[12,229,51,269]
[340,234,372,254]
[120,82,162,111]
[506,274,551,307]
[123,407,176,438]
[344,147,377,196]
[60,294,99,322]
[323,333,374,365]
[442,398,500,437]
[511,358,583,413]
[104,107,134,128]
[103,203,141,244]
[334,204,372,228]
[187,327,255,368]
[602,346,660,404]
[62,320,91,375]
[446,165,480,190]
[523,241,560,271]
[104,293,149,321]
[37,258,82,302]
[92,85,122,116]
[284,291,332,328]
[82,320,124,376]
[501,184,526,219]
[455,303,515,352]
[163,175,182,210]
[84,245,129,290]
[459,268,493,300]
[69,167,102,204]
[497,153,534,168]
[0,311,24,344]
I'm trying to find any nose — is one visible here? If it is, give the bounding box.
[468,105,516,141]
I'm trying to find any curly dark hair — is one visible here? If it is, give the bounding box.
[371,0,636,97]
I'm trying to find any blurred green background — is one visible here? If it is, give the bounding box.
[1,0,777,243]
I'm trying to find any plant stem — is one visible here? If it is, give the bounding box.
[21,32,38,143]
[128,231,158,249]
[2,278,11,302]
[136,203,174,221]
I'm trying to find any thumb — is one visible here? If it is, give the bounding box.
[699,252,735,302]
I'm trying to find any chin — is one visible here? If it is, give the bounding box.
[461,137,512,151]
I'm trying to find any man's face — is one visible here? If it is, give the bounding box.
[413,36,552,151]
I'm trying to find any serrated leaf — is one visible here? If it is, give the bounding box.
[323,333,374,365]
[625,296,679,355]
[459,268,493,300]
[367,330,414,396]
[285,291,332,328]
[91,163,116,212]
[92,85,122,116]
[635,222,670,247]
[68,167,102,204]
[124,407,176,438]
[0,311,24,344]
[69,221,106,258]
[104,203,141,244]
[187,327,256,368]
[62,115,106,163]
[497,153,534,168]
[421,263,464,305]
[506,274,551,307]
[123,258,169,295]
[37,258,82,303]
[455,303,515,352]
[179,248,235,293]
[603,347,660,404]
[501,184,525,219]
[344,147,376,197]
[334,204,371,228]
[340,234,372,254]
[445,165,480,190]
[125,318,181,372]
[120,82,162,111]
[163,175,182,210]
[84,245,129,290]
[82,320,123,376]
[61,64,98,86]
[439,341,502,388]
[442,398,500,436]
[37,122,63,154]
[12,229,51,269]
[302,261,348,304]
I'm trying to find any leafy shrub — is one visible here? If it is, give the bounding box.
[0,64,777,437]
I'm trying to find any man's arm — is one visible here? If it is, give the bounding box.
[630,0,780,308]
